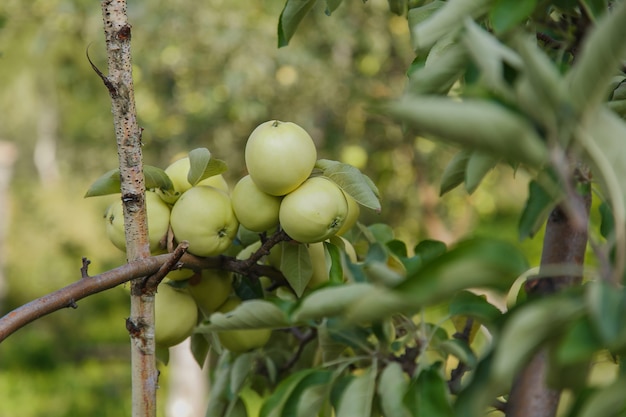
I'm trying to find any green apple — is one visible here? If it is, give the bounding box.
[336,192,360,235]
[155,281,198,348]
[166,268,196,282]
[244,120,317,196]
[279,177,348,243]
[307,242,331,288]
[215,297,272,353]
[104,190,171,253]
[170,186,239,257]
[231,175,282,232]
[160,157,229,203]
[188,269,233,316]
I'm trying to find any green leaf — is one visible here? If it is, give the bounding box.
[198,299,289,331]
[277,0,317,48]
[438,338,477,368]
[387,96,548,167]
[319,161,381,212]
[325,241,344,285]
[462,19,522,98]
[378,363,411,417]
[387,0,407,15]
[553,316,603,365]
[409,0,493,52]
[599,201,615,240]
[324,0,343,15]
[440,150,471,196]
[465,151,498,194]
[489,0,538,34]
[368,224,395,244]
[190,333,210,368]
[292,283,385,322]
[408,40,468,95]
[336,364,377,417]
[280,242,313,297]
[230,352,255,394]
[281,370,333,417]
[578,376,626,417]
[260,370,313,417]
[404,364,453,417]
[318,319,347,364]
[580,0,608,21]
[205,352,232,417]
[413,240,447,263]
[567,1,626,115]
[343,239,527,323]
[188,147,228,186]
[449,290,502,331]
[586,280,626,347]
[518,179,556,240]
[84,165,173,197]
[491,296,584,387]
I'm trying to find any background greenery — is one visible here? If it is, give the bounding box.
[0,0,547,416]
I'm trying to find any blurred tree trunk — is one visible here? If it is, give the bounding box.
[507,171,591,417]
[0,141,18,313]
[166,338,209,417]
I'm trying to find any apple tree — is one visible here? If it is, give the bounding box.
[2,1,626,417]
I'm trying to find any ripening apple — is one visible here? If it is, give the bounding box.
[155,281,199,348]
[336,191,360,235]
[231,175,282,232]
[159,156,229,203]
[279,177,348,243]
[188,269,233,316]
[244,120,317,196]
[215,297,272,353]
[170,186,239,257]
[104,190,171,253]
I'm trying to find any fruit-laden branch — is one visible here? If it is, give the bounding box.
[0,242,289,344]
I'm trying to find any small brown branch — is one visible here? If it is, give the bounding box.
[0,252,174,343]
[279,328,317,374]
[0,244,286,344]
[80,257,91,278]
[448,318,474,394]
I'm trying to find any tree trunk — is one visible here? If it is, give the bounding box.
[506,180,591,417]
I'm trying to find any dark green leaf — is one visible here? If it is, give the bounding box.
[281,370,333,417]
[449,290,502,331]
[190,333,210,368]
[518,180,555,240]
[553,316,602,365]
[387,240,408,258]
[567,2,626,115]
[413,240,447,263]
[491,296,584,387]
[600,201,615,240]
[205,352,232,417]
[281,242,313,297]
[336,364,377,417]
[188,147,228,186]
[440,150,471,196]
[277,0,317,47]
[580,0,608,22]
[325,241,344,285]
[465,151,498,194]
[260,369,318,417]
[230,352,255,394]
[378,363,411,417]
[586,281,626,347]
[387,0,407,15]
[404,364,453,417]
[489,0,538,34]
[324,0,343,15]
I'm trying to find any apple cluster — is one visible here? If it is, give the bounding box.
[101,120,364,351]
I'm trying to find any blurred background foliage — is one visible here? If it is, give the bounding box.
[0,0,548,416]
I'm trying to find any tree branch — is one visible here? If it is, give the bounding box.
[506,168,591,417]
[0,243,289,344]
